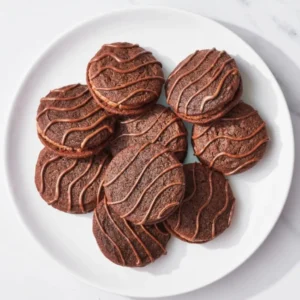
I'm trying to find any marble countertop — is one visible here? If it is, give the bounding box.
[1,0,300,299]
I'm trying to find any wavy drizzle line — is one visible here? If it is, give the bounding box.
[41,88,89,101]
[166,49,215,104]
[94,208,125,266]
[209,138,269,169]
[175,50,224,111]
[78,155,109,213]
[121,164,182,218]
[43,106,102,134]
[164,133,187,147]
[191,110,259,140]
[48,160,78,205]
[221,110,257,121]
[96,76,164,91]
[96,180,104,205]
[137,182,184,225]
[107,148,170,205]
[39,155,60,193]
[140,226,167,254]
[123,219,154,263]
[67,157,93,213]
[195,123,266,156]
[111,108,168,142]
[61,115,112,148]
[37,96,93,120]
[184,62,237,115]
[103,43,139,49]
[191,170,213,241]
[174,163,197,230]
[108,89,159,109]
[151,117,181,143]
[104,143,151,187]
[211,181,229,238]
[104,199,141,266]
[91,50,151,64]
[119,112,147,124]
[51,83,80,94]
[91,60,162,80]
[166,50,199,84]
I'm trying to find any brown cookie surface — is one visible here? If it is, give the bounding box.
[165,49,241,124]
[86,42,165,115]
[164,163,235,243]
[104,143,185,225]
[192,102,269,175]
[109,104,188,162]
[37,84,116,157]
[93,199,170,267]
[35,148,110,213]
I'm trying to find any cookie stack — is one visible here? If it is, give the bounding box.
[34,43,269,267]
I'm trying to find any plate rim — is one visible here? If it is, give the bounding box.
[4,6,295,298]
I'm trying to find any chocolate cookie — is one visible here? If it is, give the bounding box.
[93,198,170,267]
[164,163,235,243]
[109,104,188,162]
[165,49,242,124]
[86,42,165,116]
[104,143,185,225]
[192,102,269,175]
[35,148,110,213]
[37,84,116,158]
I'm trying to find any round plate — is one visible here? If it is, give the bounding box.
[5,7,294,298]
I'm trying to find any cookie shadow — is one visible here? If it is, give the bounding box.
[136,237,187,275]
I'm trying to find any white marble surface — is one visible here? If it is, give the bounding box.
[1,0,300,299]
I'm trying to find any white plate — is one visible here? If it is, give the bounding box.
[5,7,294,298]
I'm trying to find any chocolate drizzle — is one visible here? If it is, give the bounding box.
[175,163,197,230]
[37,96,92,119]
[110,105,187,162]
[94,209,126,266]
[37,149,109,213]
[192,103,269,175]
[104,143,185,225]
[209,138,269,170]
[42,107,102,134]
[48,159,78,205]
[78,154,109,213]
[39,155,60,193]
[106,148,169,205]
[91,50,151,64]
[67,157,93,212]
[41,88,89,101]
[195,123,266,156]
[191,170,213,240]
[91,60,162,80]
[96,76,165,91]
[93,199,170,266]
[120,164,182,218]
[211,181,229,238]
[87,43,164,113]
[112,108,168,142]
[104,143,151,187]
[103,43,139,48]
[37,84,115,154]
[137,182,184,225]
[166,49,241,118]
[164,164,235,243]
[167,49,214,105]
[104,199,142,266]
